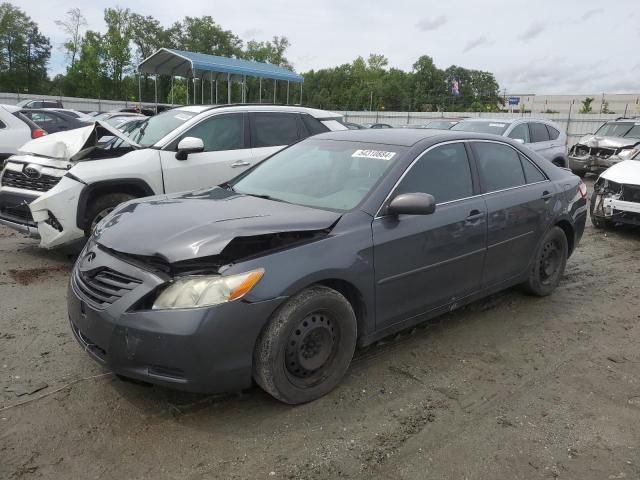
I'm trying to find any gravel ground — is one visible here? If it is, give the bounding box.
[1,178,640,480]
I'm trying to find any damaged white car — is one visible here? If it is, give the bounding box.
[568,118,640,177]
[590,159,640,229]
[0,105,345,249]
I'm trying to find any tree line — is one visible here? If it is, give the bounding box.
[0,3,503,112]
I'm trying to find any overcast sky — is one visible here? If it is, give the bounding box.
[17,0,640,94]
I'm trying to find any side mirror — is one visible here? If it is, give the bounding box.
[513,138,525,144]
[175,137,204,160]
[387,193,436,216]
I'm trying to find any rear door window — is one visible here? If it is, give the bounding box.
[395,143,474,204]
[529,122,550,143]
[472,142,526,192]
[300,114,329,136]
[251,112,300,148]
[546,125,560,140]
[508,123,530,143]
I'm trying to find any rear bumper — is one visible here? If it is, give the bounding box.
[602,198,640,226]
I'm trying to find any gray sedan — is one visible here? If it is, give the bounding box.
[68,129,587,404]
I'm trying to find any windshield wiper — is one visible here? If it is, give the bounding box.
[220,182,236,192]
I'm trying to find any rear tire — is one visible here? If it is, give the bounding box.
[253,285,357,404]
[523,226,568,297]
[83,193,135,237]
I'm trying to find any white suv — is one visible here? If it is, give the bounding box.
[0,105,345,249]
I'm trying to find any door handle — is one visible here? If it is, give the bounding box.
[541,190,552,201]
[231,161,251,168]
[465,209,484,222]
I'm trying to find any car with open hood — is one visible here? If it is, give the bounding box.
[0,105,345,249]
[590,158,640,229]
[568,118,640,177]
[68,128,587,404]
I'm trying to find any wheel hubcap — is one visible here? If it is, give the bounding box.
[286,313,336,378]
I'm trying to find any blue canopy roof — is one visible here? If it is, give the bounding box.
[138,48,303,83]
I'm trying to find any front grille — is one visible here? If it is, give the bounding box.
[73,267,142,309]
[622,184,640,203]
[571,145,616,159]
[1,169,62,192]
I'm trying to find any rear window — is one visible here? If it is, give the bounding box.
[251,112,300,148]
[451,121,508,135]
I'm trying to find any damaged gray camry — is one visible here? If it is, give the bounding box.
[68,129,587,404]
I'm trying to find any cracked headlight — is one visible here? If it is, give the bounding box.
[152,269,264,310]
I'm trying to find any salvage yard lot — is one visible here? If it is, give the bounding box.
[1,180,640,480]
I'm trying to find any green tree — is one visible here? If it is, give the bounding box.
[580,97,594,113]
[103,7,132,98]
[55,8,86,68]
[171,16,242,57]
[63,30,107,98]
[0,3,51,93]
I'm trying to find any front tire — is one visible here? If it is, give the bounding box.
[523,226,568,297]
[253,285,357,404]
[83,193,135,237]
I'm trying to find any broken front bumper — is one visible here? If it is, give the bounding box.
[568,154,619,174]
[0,191,40,238]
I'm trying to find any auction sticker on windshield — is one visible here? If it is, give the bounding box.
[352,149,396,160]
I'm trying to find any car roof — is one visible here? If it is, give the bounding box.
[315,128,481,146]
[187,104,341,119]
[457,118,516,124]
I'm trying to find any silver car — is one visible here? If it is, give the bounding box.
[451,118,568,167]
[568,118,640,177]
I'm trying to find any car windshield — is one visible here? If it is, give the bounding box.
[126,110,197,147]
[451,121,509,135]
[594,122,635,138]
[232,139,405,212]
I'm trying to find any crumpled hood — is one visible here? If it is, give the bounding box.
[599,160,640,186]
[576,134,639,150]
[94,187,342,263]
[17,121,139,161]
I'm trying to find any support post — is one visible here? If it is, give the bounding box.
[154,75,158,112]
[215,80,218,104]
[286,81,290,105]
[171,76,174,105]
[138,72,142,104]
[186,77,188,105]
[210,73,213,105]
[274,80,276,104]
[243,75,246,103]
[227,73,231,104]
[193,76,196,105]
[201,75,204,105]
[259,78,262,103]
[300,83,303,105]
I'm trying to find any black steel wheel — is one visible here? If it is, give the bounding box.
[253,285,357,404]
[523,226,568,296]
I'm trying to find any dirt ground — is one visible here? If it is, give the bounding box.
[2,178,640,480]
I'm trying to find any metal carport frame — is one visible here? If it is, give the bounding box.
[137,48,304,108]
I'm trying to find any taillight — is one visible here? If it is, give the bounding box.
[578,181,588,199]
[31,128,47,139]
